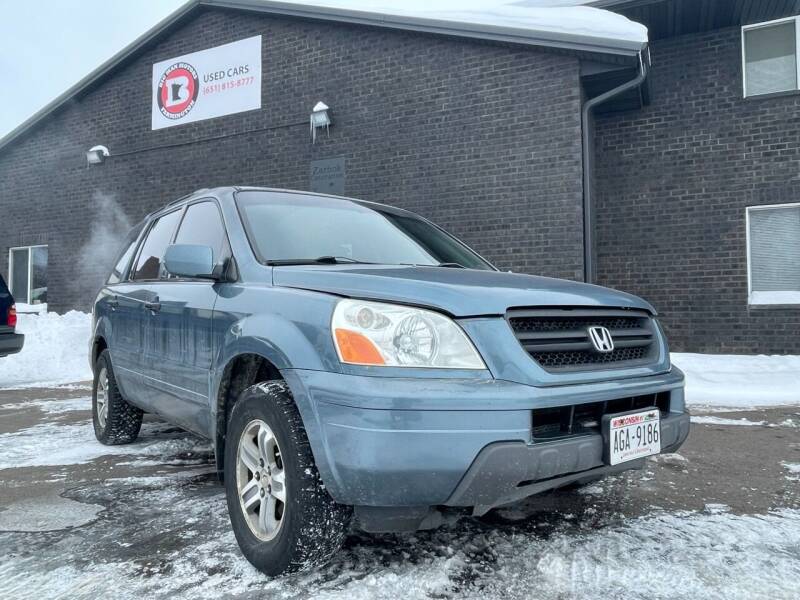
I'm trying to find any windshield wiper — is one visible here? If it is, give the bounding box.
[436,262,466,269]
[266,256,373,266]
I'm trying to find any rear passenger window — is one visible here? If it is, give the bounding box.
[108,223,144,284]
[131,210,182,280]
[174,201,227,263]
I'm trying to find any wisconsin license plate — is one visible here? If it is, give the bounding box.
[604,408,661,466]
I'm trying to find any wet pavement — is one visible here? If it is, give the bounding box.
[1,385,799,599]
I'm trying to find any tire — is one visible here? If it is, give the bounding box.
[92,349,143,445]
[224,381,351,576]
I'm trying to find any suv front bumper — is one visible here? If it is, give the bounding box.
[283,368,688,518]
[446,411,689,515]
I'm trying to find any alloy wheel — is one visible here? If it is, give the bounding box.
[236,419,287,541]
[96,367,109,429]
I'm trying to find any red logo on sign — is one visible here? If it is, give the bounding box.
[157,62,199,120]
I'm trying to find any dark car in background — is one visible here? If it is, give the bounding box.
[0,275,23,357]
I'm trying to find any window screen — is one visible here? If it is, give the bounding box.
[10,248,29,304]
[744,21,798,96]
[131,210,182,281]
[30,246,48,304]
[749,205,800,297]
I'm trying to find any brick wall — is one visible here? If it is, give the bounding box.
[0,7,585,312]
[594,25,800,354]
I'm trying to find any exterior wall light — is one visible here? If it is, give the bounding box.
[310,102,331,143]
[86,145,110,165]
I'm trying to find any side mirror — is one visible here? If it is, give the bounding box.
[164,244,217,280]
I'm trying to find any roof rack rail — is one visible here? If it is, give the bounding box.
[166,188,210,206]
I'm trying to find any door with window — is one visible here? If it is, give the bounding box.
[141,200,228,435]
[100,223,145,400]
[118,209,184,411]
[9,245,48,310]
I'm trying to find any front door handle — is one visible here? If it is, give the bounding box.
[144,299,161,313]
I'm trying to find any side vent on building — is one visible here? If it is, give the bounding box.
[506,308,658,372]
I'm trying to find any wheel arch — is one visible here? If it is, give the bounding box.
[90,310,114,369]
[211,350,336,497]
[212,351,284,477]
[91,335,108,368]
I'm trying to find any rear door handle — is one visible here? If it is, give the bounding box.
[144,299,161,313]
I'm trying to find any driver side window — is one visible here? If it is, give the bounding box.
[130,210,182,281]
[174,201,228,264]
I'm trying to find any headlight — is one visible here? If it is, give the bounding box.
[331,299,486,369]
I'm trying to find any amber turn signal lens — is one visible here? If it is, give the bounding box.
[334,328,385,365]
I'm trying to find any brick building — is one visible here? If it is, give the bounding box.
[593,0,800,353]
[0,0,798,354]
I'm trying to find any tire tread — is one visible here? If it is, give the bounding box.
[93,350,143,445]
[226,380,351,575]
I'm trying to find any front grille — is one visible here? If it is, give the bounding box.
[531,392,670,441]
[507,308,658,372]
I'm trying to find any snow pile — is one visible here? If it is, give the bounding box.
[0,311,92,388]
[672,353,800,409]
[275,0,648,45]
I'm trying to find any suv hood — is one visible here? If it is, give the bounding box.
[272,265,655,317]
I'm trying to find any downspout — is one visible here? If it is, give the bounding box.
[581,48,649,283]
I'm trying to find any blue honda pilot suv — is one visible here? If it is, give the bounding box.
[91,187,689,575]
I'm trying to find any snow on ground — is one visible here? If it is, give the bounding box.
[672,353,800,409]
[0,419,210,470]
[0,311,92,388]
[0,396,91,414]
[4,475,800,600]
[783,463,800,482]
[690,415,766,427]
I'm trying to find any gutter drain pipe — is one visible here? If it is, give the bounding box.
[581,49,649,284]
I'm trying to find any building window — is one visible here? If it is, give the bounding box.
[747,204,800,305]
[8,245,48,310]
[743,18,800,97]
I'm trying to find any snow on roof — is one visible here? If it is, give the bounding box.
[256,0,648,48]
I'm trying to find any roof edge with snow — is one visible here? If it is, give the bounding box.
[0,0,648,154]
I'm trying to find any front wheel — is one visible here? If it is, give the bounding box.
[224,381,351,576]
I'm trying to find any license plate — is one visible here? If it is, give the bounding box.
[604,408,661,466]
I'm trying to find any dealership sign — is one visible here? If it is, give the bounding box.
[151,36,261,130]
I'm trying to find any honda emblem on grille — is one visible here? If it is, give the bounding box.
[587,326,615,353]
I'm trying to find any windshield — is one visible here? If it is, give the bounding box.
[235,191,495,270]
